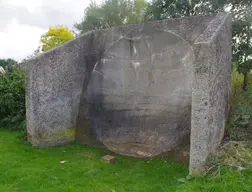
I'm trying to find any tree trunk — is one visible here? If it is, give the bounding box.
[243,72,248,90]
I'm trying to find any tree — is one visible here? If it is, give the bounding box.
[145,0,227,21]
[0,58,18,71]
[232,2,252,90]
[75,0,148,33]
[0,67,26,130]
[39,25,75,52]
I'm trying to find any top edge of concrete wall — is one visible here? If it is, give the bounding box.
[27,12,231,63]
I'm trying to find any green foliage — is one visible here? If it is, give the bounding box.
[0,69,26,130]
[75,0,148,33]
[0,58,18,72]
[145,0,227,21]
[232,3,252,89]
[228,66,252,140]
[39,25,75,52]
[230,84,252,129]
[1,129,252,191]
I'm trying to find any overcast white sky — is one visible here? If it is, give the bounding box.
[0,0,102,61]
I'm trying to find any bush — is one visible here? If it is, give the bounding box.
[0,69,26,130]
[227,65,252,140]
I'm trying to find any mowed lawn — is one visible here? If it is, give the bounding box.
[0,129,252,192]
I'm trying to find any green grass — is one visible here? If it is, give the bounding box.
[1,129,252,192]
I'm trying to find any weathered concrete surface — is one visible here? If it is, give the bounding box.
[190,13,232,175]
[26,32,107,146]
[26,12,232,175]
[84,28,194,158]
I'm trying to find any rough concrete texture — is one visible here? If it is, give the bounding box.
[26,12,232,175]
[190,13,232,175]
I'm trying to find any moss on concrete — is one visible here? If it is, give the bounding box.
[31,128,75,147]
